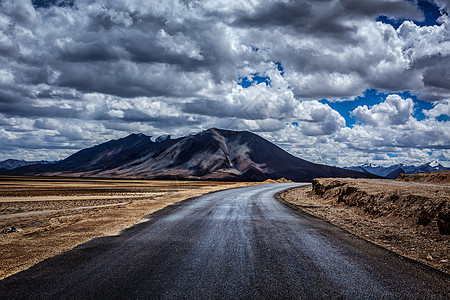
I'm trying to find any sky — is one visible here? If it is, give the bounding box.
[0,0,449,167]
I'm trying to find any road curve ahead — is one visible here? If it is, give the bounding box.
[1,183,449,299]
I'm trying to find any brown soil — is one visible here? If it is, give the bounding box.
[0,176,258,279]
[262,177,293,184]
[397,170,450,185]
[280,178,449,274]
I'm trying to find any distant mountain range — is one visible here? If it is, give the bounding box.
[0,159,53,170]
[1,128,378,182]
[344,162,449,179]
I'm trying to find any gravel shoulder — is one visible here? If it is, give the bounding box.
[0,176,257,279]
[280,178,450,274]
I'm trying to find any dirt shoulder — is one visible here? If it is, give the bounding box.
[0,176,258,280]
[280,178,449,274]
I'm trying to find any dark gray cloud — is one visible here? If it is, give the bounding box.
[419,54,450,91]
[0,0,448,167]
[58,40,120,62]
[340,0,423,18]
[232,0,422,38]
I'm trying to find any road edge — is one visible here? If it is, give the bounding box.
[274,186,450,278]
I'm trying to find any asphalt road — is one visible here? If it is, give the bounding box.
[1,183,449,299]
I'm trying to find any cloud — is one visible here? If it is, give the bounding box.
[0,0,448,168]
[434,0,450,12]
[424,100,450,118]
[340,0,423,19]
[351,94,414,126]
[1,0,448,102]
[259,93,449,167]
[295,101,346,136]
[183,65,297,120]
[232,0,423,38]
[333,94,450,163]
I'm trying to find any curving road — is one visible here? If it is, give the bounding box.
[1,183,449,299]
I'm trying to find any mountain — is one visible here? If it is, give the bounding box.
[385,168,405,179]
[344,165,368,174]
[407,161,450,173]
[0,159,53,170]
[345,163,405,177]
[344,161,449,178]
[5,128,379,182]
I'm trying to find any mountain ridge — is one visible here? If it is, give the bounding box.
[344,161,449,177]
[4,128,379,182]
[0,159,53,170]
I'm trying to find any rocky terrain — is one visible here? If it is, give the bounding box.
[397,170,450,185]
[280,178,449,274]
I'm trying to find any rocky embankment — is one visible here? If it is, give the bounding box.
[281,178,449,274]
[396,170,450,185]
[312,178,449,235]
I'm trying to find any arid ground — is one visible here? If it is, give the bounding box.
[0,176,257,279]
[280,177,449,274]
[2,174,449,280]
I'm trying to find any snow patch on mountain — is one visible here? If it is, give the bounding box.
[0,159,53,170]
[344,161,449,177]
[155,135,171,143]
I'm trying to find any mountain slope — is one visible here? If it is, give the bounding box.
[385,168,405,179]
[7,128,378,181]
[0,159,52,170]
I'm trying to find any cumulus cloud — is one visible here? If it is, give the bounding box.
[351,94,414,126]
[0,0,448,167]
[295,101,346,136]
[256,93,449,168]
[424,100,450,118]
[331,94,449,165]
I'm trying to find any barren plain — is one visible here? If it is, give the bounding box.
[280,178,449,274]
[0,176,257,279]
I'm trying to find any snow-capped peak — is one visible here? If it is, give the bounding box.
[362,163,378,168]
[428,160,440,168]
[155,135,171,143]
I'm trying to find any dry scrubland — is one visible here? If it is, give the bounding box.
[281,174,449,274]
[0,176,257,279]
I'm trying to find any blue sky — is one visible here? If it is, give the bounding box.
[377,0,442,28]
[0,0,449,167]
[237,0,447,131]
[321,90,448,126]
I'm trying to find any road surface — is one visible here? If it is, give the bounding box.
[1,183,449,299]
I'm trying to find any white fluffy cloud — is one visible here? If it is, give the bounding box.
[351,94,414,126]
[424,100,450,118]
[288,94,450,167]
[0,0,449,167]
